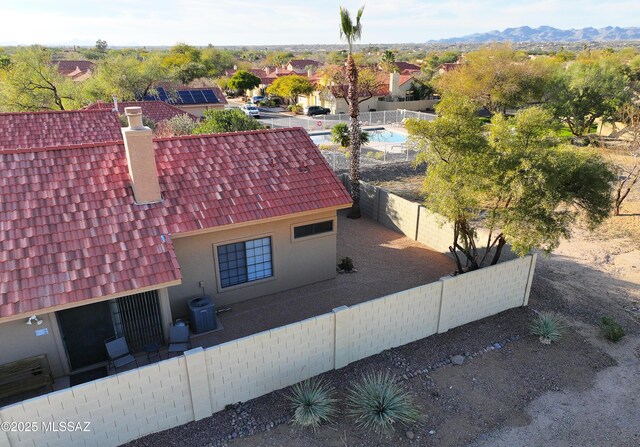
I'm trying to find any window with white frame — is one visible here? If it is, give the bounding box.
[217,237,273,288]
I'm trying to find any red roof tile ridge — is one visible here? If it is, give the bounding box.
[0,109,118,117]
[1,139,124,155]
[152,126,305,143]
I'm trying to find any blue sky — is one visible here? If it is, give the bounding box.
[1,0,639,46]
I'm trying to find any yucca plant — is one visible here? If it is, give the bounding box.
[287,377,337,431]
[346,371,421,434]
[530,312,565,344]
[600,316,625,342]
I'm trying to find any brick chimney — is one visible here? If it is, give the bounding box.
[121,107,162,204]
[389,72,400,96]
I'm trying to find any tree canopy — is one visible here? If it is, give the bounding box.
[227,69,261,95]
[0,46,81,111]
[193,108,264,134]
[83,52,168,101]
[266,75,313,103]
[331,123,369,147]
[545,58,630,137]
[407,98,615,272]
[435,44,551,115]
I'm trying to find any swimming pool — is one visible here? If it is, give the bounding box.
[310,128,408,145]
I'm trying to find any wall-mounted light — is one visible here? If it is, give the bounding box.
[26,315,43,326]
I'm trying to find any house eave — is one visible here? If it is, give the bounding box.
[171,203,352,240]
[0,279,182,325]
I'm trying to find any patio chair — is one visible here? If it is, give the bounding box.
[105,337,138,373]
[167,325,191,357]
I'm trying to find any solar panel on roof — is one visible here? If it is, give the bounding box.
[202,90,218,103]
[191,91,206,103]
[178,91,194,104]
[157,88,169,101]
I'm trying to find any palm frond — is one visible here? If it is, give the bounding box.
[339,5,364,52]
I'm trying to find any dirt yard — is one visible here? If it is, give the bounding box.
[126,156,640,447]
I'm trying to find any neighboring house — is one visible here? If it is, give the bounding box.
[85,100,199,125]
[0,107,351,378]
[144,86,227,117]
[55,60,95,81]
[300,72,435,114]
[286,59,321,74]
[0,109,122,150]
[393,61,421,75]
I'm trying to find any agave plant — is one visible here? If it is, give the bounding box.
[530,312,565,344]
[346,371,421,434]
[287,377,337,431]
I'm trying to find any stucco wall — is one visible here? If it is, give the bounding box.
[167,210,339,317]
[0,314,67,378]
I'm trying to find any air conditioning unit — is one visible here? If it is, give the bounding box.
[188,296,217,334]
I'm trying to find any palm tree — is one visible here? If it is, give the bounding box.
[339,5,364,219]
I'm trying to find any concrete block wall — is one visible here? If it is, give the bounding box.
[204,314,336,413]
[378,190,420,239]
[416,206,456,253]
[0,357,193,447]
[334,282,442,368]
[438,254,537,332]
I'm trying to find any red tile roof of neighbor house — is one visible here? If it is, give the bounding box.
[395,61,421,72]
[0,109,123,151]
[85,100,199,123]
[55,60,95,75]
[0,127,351,318]
[288,59,321,70]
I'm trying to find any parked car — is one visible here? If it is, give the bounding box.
[241,105,260,119]
[252,95,265,104]
[304,106,330,116]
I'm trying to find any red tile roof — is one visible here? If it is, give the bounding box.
[395,61,421,73]
[399,74,415,86]
[288,59,321,70]
[85,101,198,124]
[0,110,123,151]
[0,128,351,318]
[55,60,95,75]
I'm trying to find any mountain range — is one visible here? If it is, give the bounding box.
[429,26,640,44]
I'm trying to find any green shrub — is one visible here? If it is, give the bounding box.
[338,257,354,272]
[287,377,337,431]
[288,103,303,114]
[600,316,625,342]
[346,371,420,434]
[530,312,564,344]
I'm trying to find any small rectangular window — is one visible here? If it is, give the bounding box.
[293,220,334,239]
[217,237,273,288]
